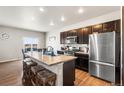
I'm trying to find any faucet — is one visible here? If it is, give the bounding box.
[47,46,55,56]
[47,46,54,52]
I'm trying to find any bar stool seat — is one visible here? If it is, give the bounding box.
[36,69,56,86]
[26,61,37,67]
[30,65,45,85]
[23,58,31,62]
[23,61,37,73]
[31,65,45,74]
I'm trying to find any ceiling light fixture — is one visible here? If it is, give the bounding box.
[31,17,35,21]
[40,7,44,12]
[78,7,84,14]
[61,16,65,22]
[50,21,55,26]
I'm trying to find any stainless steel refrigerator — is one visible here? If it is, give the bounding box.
[89,32,120,85]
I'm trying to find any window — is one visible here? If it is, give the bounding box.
[23,37,39,44]
[23,37,39,51]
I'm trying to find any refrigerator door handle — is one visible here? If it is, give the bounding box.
[89,60,115,66]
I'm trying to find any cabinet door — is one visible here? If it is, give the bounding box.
[92,24,103,33]
[103,20,120,33]
[60,32,64,44]
[77,27,91,44]
[79,58,88,71]
[60,32,68,44]
[75,57,88,71]
[75,53,89,71]
[77,28,83,44]
[115,19,120,33]
[63,32,68,43]
[103,21,116,32]
[66,31,70,37]
[67,30,77,36]
[72,30,77,36]
[83,27,92,44]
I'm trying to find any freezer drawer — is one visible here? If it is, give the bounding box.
[89,62,115,83]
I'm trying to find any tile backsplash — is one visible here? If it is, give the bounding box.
[61,44,88,49]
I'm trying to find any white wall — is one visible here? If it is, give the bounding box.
[0,26,46,62]
[46,11,121,52]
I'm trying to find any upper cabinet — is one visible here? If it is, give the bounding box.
[60,32,68,44]
[77,26,92,44]
[60,19,120,44]
[103,20,120,33]
[60,32,64,44]
[83,27,92,44]
[67,30,77,36]
[103,21,116,32]
[115,19,120,33]
[92,24,103,33]
[60,30,77,44]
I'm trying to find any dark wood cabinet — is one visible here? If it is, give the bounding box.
[77,28,83,44]
[60,20,120,44]
[67,30,77,36]
[83,27,92,44]
[92,20,120,33]
[92,24,103,33]
[77,26,92,44]
[115,19,120,33]
[75,53,89,71]
[60,32,68,44]
[60,32,64,44]
[63,32,67,43]
[103,21,116,32]
[122,7,124,85]
[103,20,120,33]
[60,30,77,44]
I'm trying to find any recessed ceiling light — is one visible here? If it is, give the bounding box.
[61,16,65,22]
[40,7,44,12]
[78,7,84,14]
[31,17,35,21]
[50,21,55,26]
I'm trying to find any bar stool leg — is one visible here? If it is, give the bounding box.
[48,81,54,86]
[42,78,46,86]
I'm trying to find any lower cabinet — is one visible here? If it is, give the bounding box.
[75,53,89,71]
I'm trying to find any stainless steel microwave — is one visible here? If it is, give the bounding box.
[65,36,77,44]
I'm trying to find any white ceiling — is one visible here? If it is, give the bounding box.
[0,6,120,32]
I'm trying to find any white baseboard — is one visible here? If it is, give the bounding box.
[0,58,22,63]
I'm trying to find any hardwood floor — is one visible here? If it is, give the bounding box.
[0,61,23,86]
[0,60,111,86]
[74,69,111,86]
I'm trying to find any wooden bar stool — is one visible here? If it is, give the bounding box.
[30,65,45,85]
[22,61,37,86]
[36,69,56,86]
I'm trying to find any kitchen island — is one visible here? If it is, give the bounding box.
[25,52,77,86]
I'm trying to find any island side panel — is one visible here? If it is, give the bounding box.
[63,60,75,86]
[31,58,64,86]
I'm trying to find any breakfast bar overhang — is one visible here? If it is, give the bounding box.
[25,52,77,86]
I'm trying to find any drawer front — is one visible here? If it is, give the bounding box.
[89,62,115,83]
[75,53,88,59]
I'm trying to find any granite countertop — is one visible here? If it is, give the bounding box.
[25,52,77,65]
